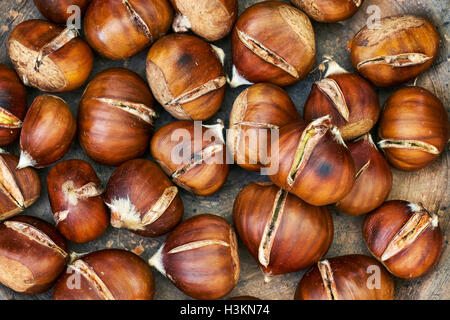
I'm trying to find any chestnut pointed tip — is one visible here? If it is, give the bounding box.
[210,44,225,66]
[263,272,273,284]
[148,243,167,277]
[227,65,254,88]
[16,150,36,170]
[172,12,191,33]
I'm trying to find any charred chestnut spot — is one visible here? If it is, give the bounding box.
[317,162,331,177]
[122,0,152,41]
[177,53,194,68]
[378,139,439,154]
[70,259,115,300]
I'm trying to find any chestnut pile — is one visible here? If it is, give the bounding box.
[0,0,447,301]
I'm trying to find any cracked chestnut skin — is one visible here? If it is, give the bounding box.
[0,64,27,146]
[53,249,155,300]
[47,160,109,243]
[84,0,173,60]
[294,254,394,300]
[33,0,90,23]
[78,68,155,166]
[291,0,363,23]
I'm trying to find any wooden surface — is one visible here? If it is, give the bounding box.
[0,0,448,300]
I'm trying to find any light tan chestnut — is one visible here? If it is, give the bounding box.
[230,1,316,87]
[0,215,68,294]
[291,0,363,23]
[18,95,76,169]
[171,0,238,41]
[0,153,40,221]
[228,83,302,172]
[8,19,93,92]
[149,214,240,300]
[146,34,226,120]
[336,134,392,216]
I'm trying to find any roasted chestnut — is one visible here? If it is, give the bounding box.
[8,19,93,92]
[47,160,109,243]
[151,120,229,196]
[336,134,392,216]
[78,68,156,166]
[294,254,394,300]
[268,116,355,206]
[228,83,302,172]
[0,153,40,221]
[148,214,239,300]
[362,200,443,279]
[0,215,68,294]
[53,249,155,300]
[18,95,76,169]
[0,64,27,146]
[33,0,90,24]
[84,0,173,60]
[348,15,440,87]
[228,296,261,300]
[290,0,363,23]
[303,60,380,140]
[105,159,184,237]
[233,182,333,282]
[230,1,316,87]
[146,34,226,120]
[378,87,448,171]
[171,0,238,41]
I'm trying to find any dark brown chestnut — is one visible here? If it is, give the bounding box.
[0,153,40,221]
[151,120,229,196]
[362,200,443,279]
[105,159,184,237]
[268,116,355,206]
[84,0,173,60]
[146,33,226,120]
[233,182,333,282]
[53,249,155,300]
[291,0,363,23]
[348,15,440,87]
[18,95,76,169]
[294,254,394,300]
[33,0,90,24]
[47,159,109,243]
[378,86,449,171]
[0,64,27,146]
[148,214,239,300]
[228,296,261,300]
[230,1,316,87]
[227,83,302,172]
[8,19,93,92]
[335,134,392,216]
[0,215,68,294]
[78,68,156,166]
[170,0,238,41]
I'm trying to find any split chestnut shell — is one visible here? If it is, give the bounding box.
[291,0,363,23]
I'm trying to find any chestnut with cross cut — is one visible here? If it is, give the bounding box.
[84,0,173,60]
[148,214,240,300]
[7,19,93,92]
[290,0,364,23]
[105,159,184,237]
[47,160,109,243]
[78,68,156,166]
[233,182,333,282]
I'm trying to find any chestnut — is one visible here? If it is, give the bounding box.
[0,153,41,221]
[230,1,316,87]
[294,254,394,300]
[378,87,448,171]
[0,215,68,294]
[8,20,93,92]
[233,182,333,282]
[151,120,229,196]
[84,0,173,60]
[362,200,443,279]
[268,116,355,206]
[78,68,156,166]
[336,134,392,216]
[290,0,363,23]
[53,249,155,300]
[228,296,261,300]
[0,64,27,146]
[170,0,238,41]
[47,160,109,243]
[148,214,239,300]
[348,15,440,87]
[228,83,302,172]
[33,0,90,24]
[18,95,76,169]
[146,34,226,120]
[303,60,380,140]
[105,159,184,237]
